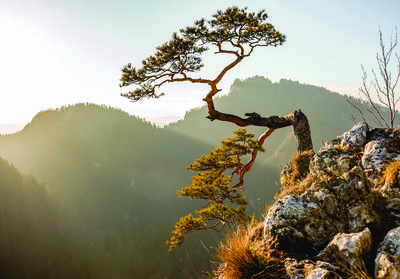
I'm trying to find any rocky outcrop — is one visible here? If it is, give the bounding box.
[263,123,400,278]
[375,227,400,279]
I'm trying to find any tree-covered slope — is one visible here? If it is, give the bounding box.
[0,156,76,278]
[0,155,214,278]
[0,104,215,278]
[0,103,212,225]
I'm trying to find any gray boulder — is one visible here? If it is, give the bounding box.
[375,227,400,279]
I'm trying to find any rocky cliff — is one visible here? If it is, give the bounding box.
[217,123,400,279]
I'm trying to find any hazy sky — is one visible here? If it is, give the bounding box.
[1,0,399,132]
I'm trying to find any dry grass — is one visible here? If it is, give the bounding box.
[212,223,285,279]
[274,177,313,200]
[381,161,400,188]
[290,150,315,181]
[275,151,314,200]
[340,260,372,279]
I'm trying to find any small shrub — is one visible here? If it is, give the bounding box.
[213,223,285,279]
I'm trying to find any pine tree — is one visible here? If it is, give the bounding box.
[120,7,314,249]
[166,129,264,251]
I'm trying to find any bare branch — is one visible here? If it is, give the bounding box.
[350,28,399,128]
[347,97,367,123]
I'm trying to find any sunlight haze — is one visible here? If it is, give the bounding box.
[0,0,399,133]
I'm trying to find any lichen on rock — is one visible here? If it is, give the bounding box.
[375,226,400,279]
[264,194,338,252]
[317,228,372,268]
[339,121,368,150]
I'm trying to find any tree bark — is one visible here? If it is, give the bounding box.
[207,108,313,153]
[292,110,313,153]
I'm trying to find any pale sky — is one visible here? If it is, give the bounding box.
[0,0,399,133]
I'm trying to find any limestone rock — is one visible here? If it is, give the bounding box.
[264,194,337,252]
[348,204,379,232]
[317,228,372,268]
[310,145,357,177]
[368,128,400,154]
[362,129,400,183]
[382,198,400,228]
[305,267,342,279]
[362,140,390,186]
[284,258,343,279]
[375,227,400,279]
[339,121,368,150]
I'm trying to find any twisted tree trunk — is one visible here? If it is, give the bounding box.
[204,82,313,153]
[291,110,313,153]
[206,107,313,153]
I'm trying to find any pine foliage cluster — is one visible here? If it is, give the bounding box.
[167,128,265,250]
[119,7,285,101]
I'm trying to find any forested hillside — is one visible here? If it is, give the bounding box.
[0,104,213,278]
[0,156,77,278]
[0,77,396,278]
[0,103,212,222]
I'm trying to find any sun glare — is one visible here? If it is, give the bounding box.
[0,14,90,129]
[0,15,54,124]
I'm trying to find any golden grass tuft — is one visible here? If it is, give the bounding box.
[340,260,372,279]
[213,223,285,279]
[290,150,315,181]
[274,151,315,200]
[274,177,313,201]
[381,161,400,188]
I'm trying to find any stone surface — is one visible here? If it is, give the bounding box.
[317,228,372,268]
[264,194,337,251]
[305,268,341,279]
[362,128,400,184]
[284,258,343,279]
[383,198,400,228]
[368,128,400,154]
[265,165,377,254]
[310,145,358,178]
[375,227,400,279]
[339,121,368,150]
[362,140,388,173]
[258,123,400,278]
[348,205,379,232]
